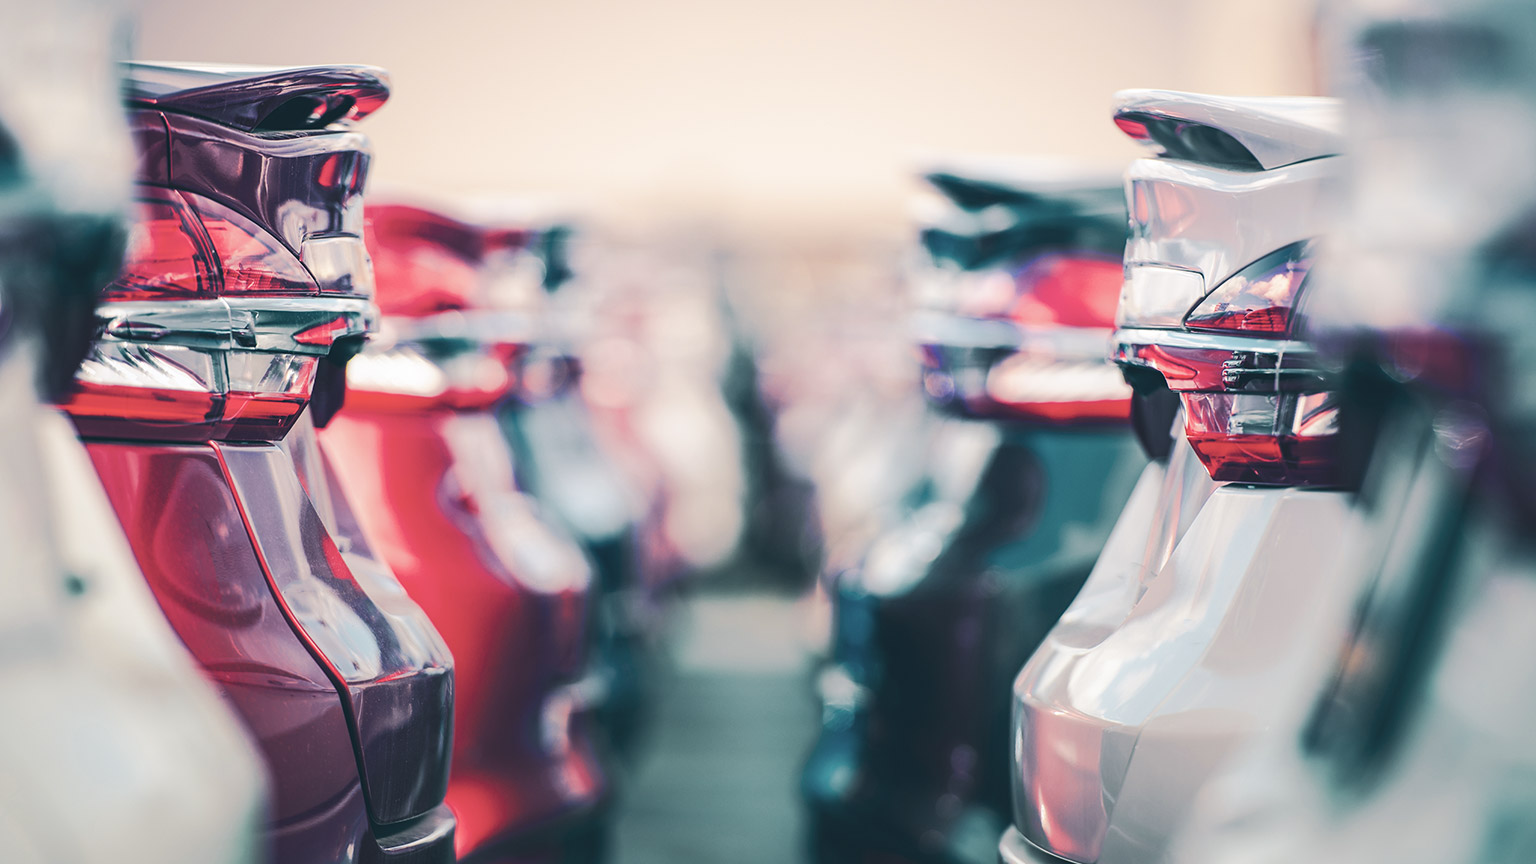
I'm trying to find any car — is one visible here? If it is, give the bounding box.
[0,14,267,864]
[490,217,664,763]
[319,202,611,862]
[998,91,1367,864]
[1169,2,1536,861]
[803,161,1144,864]
[58,63,457,863]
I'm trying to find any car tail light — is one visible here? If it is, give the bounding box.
[197,198,317,295]
[104,188,213,301]
[978,320,1131,423]
[1182,390,1340,484]
[62,190,374,441]
[1184,240,1315,336]
[1114,245,1339,485]
[1111,91,1342,484]
[344,341,514,413]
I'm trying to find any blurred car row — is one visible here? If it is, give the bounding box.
[0,9,747,863]
[799,1,1536,863]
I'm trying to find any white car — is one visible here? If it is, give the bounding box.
[998,90,1371,864]
[1170,1,1536,862]
[0,5,265,863]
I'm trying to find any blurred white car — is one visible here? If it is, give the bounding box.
[1170,1,1536,862]
[998,91,1369,864]
[0,6,265,863]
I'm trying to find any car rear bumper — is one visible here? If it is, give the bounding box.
[998,827,1073,864]
[366,804,458,864]
[1009,473,1363,864]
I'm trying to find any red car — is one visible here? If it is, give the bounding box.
[319,203,610,862]
[60,63,457,863]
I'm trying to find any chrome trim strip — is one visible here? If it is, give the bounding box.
[97,296,376,355]
[1112,326,1312,356]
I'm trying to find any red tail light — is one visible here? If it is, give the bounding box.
[1184,241,1315,336]
[1181,390,1339,484]
[344,342,516,413]
[62,190,375,442]
[104,188,214,301]
[990,253,1132,424]
[1115,241,1338,486]
[198,198,318,295]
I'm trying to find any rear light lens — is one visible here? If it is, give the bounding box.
[67,342,321,441]
[1115,241,1338,486]
[1182,390,1340,485]
[983,342,1131,424]
[1184,240,1315,336]
[63,187,375,442]
[344,342,512,412]
[103,189,214,301]
[1009,255,1124,328]
[195,197,318,295]
[1116,266,1206,328]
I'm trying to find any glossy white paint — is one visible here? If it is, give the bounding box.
[1166,2,1536,862]
[0,356,267,864]
[1007,433,1366,863]
[0,4,266,860]
[1003,90,1364,864]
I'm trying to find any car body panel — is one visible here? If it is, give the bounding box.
[322,395,606,859]
[60,62,457,860]
[87,438,373,859]
[0,11,266,862]
[0,389,267,864]
[219,439,455,826]
[1005,92,1357,864]
[806,423,1143,864]
[1010,436,1363,864]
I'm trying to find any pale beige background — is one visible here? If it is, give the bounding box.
[131,0,1315,241]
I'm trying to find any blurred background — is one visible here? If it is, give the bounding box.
[127,3,1317,863]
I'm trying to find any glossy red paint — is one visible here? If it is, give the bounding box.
[87,442,372,862]
[321,408,605,858]
[321,201,607,858]
[67,64,459,861]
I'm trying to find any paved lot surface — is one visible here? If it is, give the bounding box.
[611,591,821,864]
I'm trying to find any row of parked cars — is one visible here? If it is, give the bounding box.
[1,10,698,864]
[801,1,1536,863]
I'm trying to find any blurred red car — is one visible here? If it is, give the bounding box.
[319,203,610,862]
[60,64,457,863]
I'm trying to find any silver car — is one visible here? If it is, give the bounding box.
[998,90,1369,864]
[1170,1,1536,861]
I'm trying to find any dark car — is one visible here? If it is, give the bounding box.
[491,218,666,763]
[802,162,1144,864]
[58,63,457,864]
